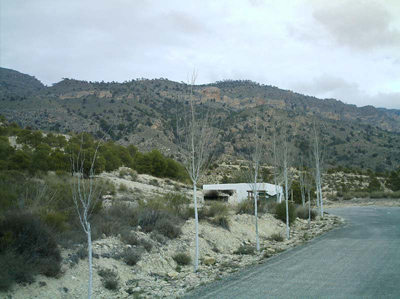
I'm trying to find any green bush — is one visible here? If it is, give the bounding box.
[154,218,182,239]
[173,253,191,266]
[118,183,128,193]
[234,245,255,255]
[207,202,229,217]
[370,191,388,199]
[121,230,140,246]
[161,193,190,218]
[268,233,284,242]
[295,206,317,221]
[98,268,119,290]
[134,204,182,239]
[120,230,152,252]
[122,248,142,266]
[236,199,254,215]
[343,193,354,200]
[388,191,400,199]
[274,201,296,225]
[0,213,62,290]
[210,215,230,231]
[140,239,153,253]
[42,211,68,232]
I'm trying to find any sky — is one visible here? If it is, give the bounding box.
[1,0,400,109]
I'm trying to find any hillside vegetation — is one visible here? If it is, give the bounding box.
[1,67,399,172]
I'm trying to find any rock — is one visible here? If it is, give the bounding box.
[63,287,69,293]
[39,281,47,287]
[101,233,107,239]
[167,271,179,278]
[266,248,275,253]
[203,257,216,266]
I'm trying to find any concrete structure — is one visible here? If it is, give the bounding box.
[202,183,283,204]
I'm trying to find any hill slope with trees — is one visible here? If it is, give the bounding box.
[0,67,399,172]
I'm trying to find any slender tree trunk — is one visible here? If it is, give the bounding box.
[319,180,324,218]
[308,191,311,229]
[193,182,199,272]
[254,183,260,251]
[87,223,92,299]
[284,160,290,240]
[299,169,306,207]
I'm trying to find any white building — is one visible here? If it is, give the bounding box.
[202,183,283,204]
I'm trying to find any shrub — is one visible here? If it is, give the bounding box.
[121,230,140,246]
[234,245,255,255]
[122,248,142,266]
[140,238,153,252]
[134,205,182,239]
[370,191,388,199]
[0,249,36,290]
[388,191,400,199]
[149,179,159,187]
[154,218,182,239]
[236,199,254,215]
[184,206,208,221]
[135,208,167,232]
[98,268,119,290]
[274,201,296,225]
[91,202,135,238]
[150,232,168,244]
[119,168,137,180]
[119,168,129,178]
[207,202,229,217]
[173,253,191,266]
[161,193,190,218]
[0,213,62,290]
[42,211,68,232]
[295,206,317,221]
[210,215,230,231]
[76,246,88,260]
[343,193,354,200]
[120,230,152,251]
[268,233,284,242]
[118,183,128,193]
[266,201,277,213]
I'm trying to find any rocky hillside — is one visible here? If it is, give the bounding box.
[1,67,399,171]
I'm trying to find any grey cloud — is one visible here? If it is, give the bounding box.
[293,74,400,109]
[163,11,206,34]
[312,0,400,50]
[1,0,399,109]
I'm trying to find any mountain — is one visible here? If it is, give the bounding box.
[0,68,45,96]
[0,67,399,172]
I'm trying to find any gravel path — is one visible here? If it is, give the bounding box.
[184,207,400,299]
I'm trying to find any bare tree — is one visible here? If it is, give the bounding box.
[282,135,292,240]
[70,135,103,299]
[299,159,306,207]
[179,70,214,272]
[304,169,313,229]
[312,122,324,218]
[272,124,282,203]
[247,117,265,252]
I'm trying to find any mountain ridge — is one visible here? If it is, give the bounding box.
[1,67,399,171]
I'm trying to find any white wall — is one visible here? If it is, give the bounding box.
[203,183,283,203]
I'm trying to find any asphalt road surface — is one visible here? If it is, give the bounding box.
[184,207,400,299]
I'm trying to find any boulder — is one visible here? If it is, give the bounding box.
[203,257,216,266]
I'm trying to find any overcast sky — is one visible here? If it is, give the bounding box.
[1,0,399,109]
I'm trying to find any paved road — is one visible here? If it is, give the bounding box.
[184,207,400,299]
